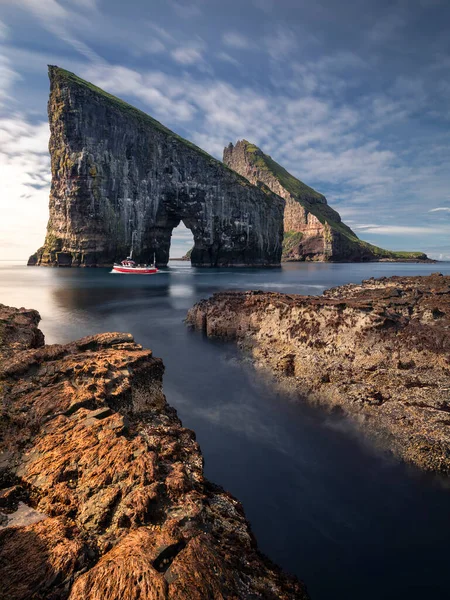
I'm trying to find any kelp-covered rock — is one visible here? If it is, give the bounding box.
[29,67,284,268]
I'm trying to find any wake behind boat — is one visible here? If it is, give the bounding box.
[111,231,159,274]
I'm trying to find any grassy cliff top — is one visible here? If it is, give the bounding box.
[239,139,357,237]
[239,140,426,260]
[241,140,326,202]
[48,66,265,193]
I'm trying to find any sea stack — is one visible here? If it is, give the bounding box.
[29,67,284,268]
[223,140,428,262]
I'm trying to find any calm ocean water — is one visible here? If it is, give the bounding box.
[1,260,450,599]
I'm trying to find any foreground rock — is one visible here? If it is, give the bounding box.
[0,304,307,599]
[224,140,429,263]
[29,67,284,268]
[187,274,450,474]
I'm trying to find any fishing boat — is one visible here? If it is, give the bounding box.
[111,260,158,274]
[111,232,158,275]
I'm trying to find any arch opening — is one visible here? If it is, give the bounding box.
[169,221,195,263]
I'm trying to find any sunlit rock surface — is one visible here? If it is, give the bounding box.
[0,303,308,599]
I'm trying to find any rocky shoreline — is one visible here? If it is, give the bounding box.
[187,274,450,474]
[0,304,307,599]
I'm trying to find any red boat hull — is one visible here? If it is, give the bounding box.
[112,266,158,274]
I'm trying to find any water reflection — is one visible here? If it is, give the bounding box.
[1,260,450,599]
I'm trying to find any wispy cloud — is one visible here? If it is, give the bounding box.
[222,31,254,50]
[354,225,450,235]
[82,64,196,121]
[0,19,9,41]
[0,55,19,107]
[215,51,240,67]
[4,0,104,63]
[265,25,299,60]
[0,116,50,259]
[429,207,450,212]
[368,12,406,43]
[171,46,204,65]
[169,0,203,19]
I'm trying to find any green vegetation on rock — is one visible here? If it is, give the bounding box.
[282,231,304,256]
[242,141,325,202]
[240,140,426,261]
[183,247,193,260]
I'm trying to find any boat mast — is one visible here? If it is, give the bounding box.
[130,230,137,259]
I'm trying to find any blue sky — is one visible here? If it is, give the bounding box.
[1,0,449,259]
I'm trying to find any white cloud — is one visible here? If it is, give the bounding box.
[169,1,203,19]
[0,116,50,260]
[139,38,166,55]
[356,225,450,235]
[265,25,299,60]
[429,207,450,212]
[171,46,203,65]
[0,20,9,41]
[352,223,381,230]
[216,52,240,67]
[288,52,367,98]
[222,31,254,50]
[82,64,196,122]
[4,0,104,63]
[0,55,19,107]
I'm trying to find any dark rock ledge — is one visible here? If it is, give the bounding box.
[0,304,308,600]
[187,274,450,474]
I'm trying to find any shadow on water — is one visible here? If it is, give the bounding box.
[1,260,450,599]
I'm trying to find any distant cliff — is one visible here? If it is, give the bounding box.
[224,140,428,262]
[29,67,284,268]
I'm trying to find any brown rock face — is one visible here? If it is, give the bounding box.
[187,274,450,474]
[0,305,307,599]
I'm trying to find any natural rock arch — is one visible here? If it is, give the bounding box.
[29,67,284,268]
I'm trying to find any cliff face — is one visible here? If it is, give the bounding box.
[187,274,450,474]
[0,304,307,599]
[29,67,284,268]
[223,141,428,262]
